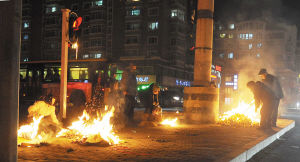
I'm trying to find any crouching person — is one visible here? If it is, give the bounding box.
[28,95,61,136]
[247,81,276,129]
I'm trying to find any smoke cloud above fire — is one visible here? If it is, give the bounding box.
[214,0,299,25]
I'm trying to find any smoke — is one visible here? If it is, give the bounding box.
[215,0,296,24]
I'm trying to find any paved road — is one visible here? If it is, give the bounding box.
[249,112,300,162]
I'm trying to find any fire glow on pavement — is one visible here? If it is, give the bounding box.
[57,106,120,145]
[161,118,178,127]
[18,102,121,146]
[219,100,261,127]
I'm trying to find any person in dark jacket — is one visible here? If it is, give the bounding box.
[139,83,160,115]
[247,81,276,129]
[120,64,137,125]
[138,83,162,126]
[258,68,283,127]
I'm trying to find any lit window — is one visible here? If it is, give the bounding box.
[220,33,226,38]
[245,34,249,40]
[170,9,184,21]
[51,6,56,12]
[219,25,223,30]
[83,54,89,59]
[24,22,29,28]
[239,34,243,39]
[228,33,234,38]
[219,53,224,58]
[256,53,261,58]
[257,43,262,48]
[94,0,103,6]
[131,9,140,16]
[95,53,102,58]
[171,9,178,17]
[23,34,29,40]
[249,33,253,39]
[229,24,235,30]
[149,22,158,30]
[225,98,232,105]
[249,44,252,50]
[228,52,233,59]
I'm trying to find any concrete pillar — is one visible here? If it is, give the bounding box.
[194,0,214,86]
[60,9,70,119]
[183,0,219,123]
[0,0,21,161]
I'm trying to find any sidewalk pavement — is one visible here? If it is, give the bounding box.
[18,117,294,162]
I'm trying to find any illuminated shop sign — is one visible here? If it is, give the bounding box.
[136,75,156,85]
[211,64,222,88]
[233,74,238,90]
[225,74,238,90]
[176,80,191,87]
[136,76,149,82]
[225,82,234,86]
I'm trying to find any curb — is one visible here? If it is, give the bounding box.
[230,120,295,162]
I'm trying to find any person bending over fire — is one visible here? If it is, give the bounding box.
[138,83,162,126]
[258,68,283,127]
[247,81,276,129]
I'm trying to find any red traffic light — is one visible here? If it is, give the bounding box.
[72,17,82,31]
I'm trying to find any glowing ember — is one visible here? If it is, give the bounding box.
[219,100,261,127]
[161,118,178,127]
[57,106,120,145]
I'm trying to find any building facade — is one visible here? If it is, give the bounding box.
[214,19,298,111]
[21,0,194,91]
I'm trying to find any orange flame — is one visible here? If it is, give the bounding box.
[57,106,120,145]
[161,118,178,127]
[219,100,261,126]
[18,116,44,141]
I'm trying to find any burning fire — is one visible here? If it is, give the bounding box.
[18,101,120,146]
[18,101,61,145]
[219,100,261,127]
[18,116,44,144]
[161,118,178,127]
[57,106,120,145]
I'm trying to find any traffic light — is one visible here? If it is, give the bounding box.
[69,13,82,44]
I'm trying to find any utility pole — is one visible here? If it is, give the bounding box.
[60,9,70,119]
[0,0,21,160]
[183,0,219,123]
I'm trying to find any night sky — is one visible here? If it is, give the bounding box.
[214,0,300,28]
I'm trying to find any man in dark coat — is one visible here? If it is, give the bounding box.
[120,64,137,125]
[258,69,284,127]
[247,81,276,129]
